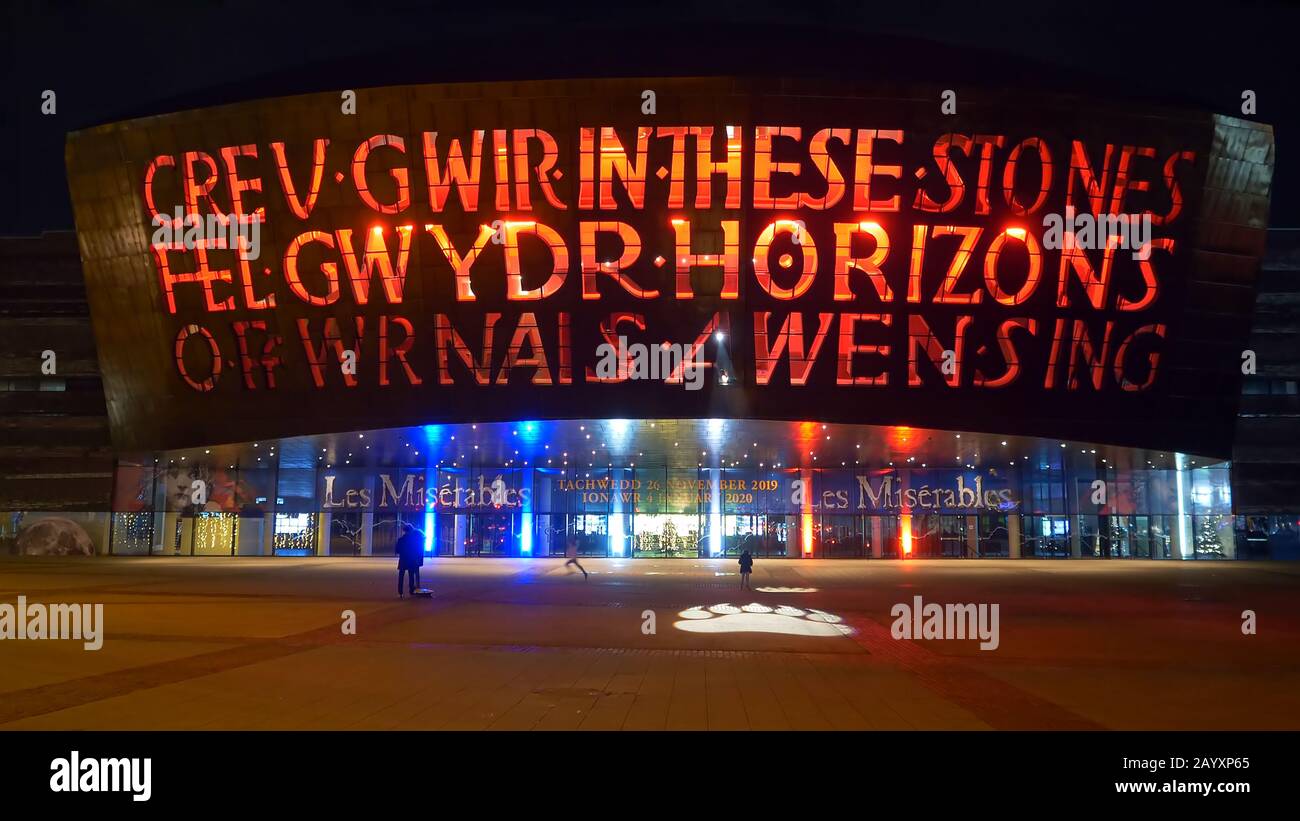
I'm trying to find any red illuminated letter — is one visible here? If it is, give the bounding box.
[352,134,410,214]
[853,129,904,212]
[504,221,569,300]
[422,131,483,213]
[753,311,833,386]
[833,221,892,302]
[579,222,656,299]
[270,139,328,220]
[753,126,802,209]
[672,219,740,299]
[335,225,413,305]
[836,313,891,385]
[753,220,818,300]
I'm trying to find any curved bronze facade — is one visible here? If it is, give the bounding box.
[65,77,1273,458]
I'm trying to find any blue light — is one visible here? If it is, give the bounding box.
[521,467,534,556]
[609,467,625,556]
[424,465,436,553]
[521,512,533,555]
[515,420,543,449]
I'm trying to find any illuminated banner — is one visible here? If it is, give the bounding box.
[815,468,1020,514]
[66,78,1272,455]
[319,470,530,511]
[303,466,1017,514]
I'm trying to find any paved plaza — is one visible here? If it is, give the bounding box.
[1,556,1298,730]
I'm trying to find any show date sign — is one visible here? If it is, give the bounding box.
[146,124,1195,395]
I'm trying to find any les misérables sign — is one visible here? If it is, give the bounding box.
[66,79,1270,454]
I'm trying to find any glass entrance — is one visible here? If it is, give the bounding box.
[467,512,514,556]
[977,514,1010,557]
[573,514,608,557]
[633,513,702,557]
[1024,515,1070,557]
[911,514,967,557]
[724,514,775,557]
[821,515,866,558]
[1132,515,1176,558]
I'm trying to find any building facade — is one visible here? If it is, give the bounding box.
[0,232,113,556]
[5,76,1286,559]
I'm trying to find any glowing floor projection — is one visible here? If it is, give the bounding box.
[673,603,854,636]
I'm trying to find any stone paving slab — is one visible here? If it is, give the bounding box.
[1,557,1298,730]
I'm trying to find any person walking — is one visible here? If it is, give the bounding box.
[738,547,754,589]
[563,535,588,579]
[394,521,424,597]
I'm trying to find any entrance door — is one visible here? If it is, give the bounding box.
[634,513,702,558]
[724,514,768,557]
[1100,515,1133,557]
[911,514,967,557]
[821,515,865,558]
[978,514,1010,557]
[468,512,514,556]
[1024,515,1070,557]
[574,514,608,557]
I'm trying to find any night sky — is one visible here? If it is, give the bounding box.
[2,0,1297,235]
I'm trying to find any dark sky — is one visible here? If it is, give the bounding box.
[3,0,1297,235]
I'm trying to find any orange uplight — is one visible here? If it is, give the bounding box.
[859,221,882,232]
[1006,227,1027,239]
[371,225,384,235]
[799,466,815,556]
[900,514,913,557]
[887,425,913,450]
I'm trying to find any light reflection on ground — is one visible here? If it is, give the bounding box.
[754,586,818,593]
[673,603,854,636]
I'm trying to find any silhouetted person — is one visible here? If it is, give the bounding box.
[738,548,753,589]
[564,535,588,579]
[394,522,424,597]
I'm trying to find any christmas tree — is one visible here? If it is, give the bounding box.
[1195,515,1225,557]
